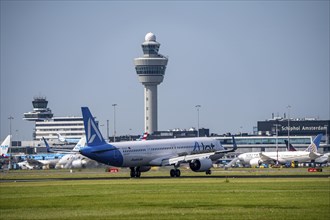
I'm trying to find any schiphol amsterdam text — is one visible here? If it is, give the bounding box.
[281,125,327,132]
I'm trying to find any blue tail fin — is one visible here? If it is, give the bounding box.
[232,136,238,151]
[81,107,106,147]
[305,134,323,152]
[42,137,52,153]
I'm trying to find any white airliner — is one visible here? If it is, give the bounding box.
[0,135,11,157]
[79,107,237,177]
[237,134,323,167]
[284,136,329,165]
[54,137,98,169]
[315,153,330,164]
[17,157,60,170]
[56,133,80,144]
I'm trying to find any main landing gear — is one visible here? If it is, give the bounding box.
[130,167,141,178]
[170,168,181,177]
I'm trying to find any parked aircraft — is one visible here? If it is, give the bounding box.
[0,135,11,158]
[236,134,323,167]
[17,156,61,170]
[284,136,329,165]
[315,153,330,164]
[79,107,237,177]
[54,136,98,169]
[137,132,149,141]
[16,138,65,170]
[56,133,80,144]
[43,137,84,154]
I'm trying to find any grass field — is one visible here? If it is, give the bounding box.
[1,168,329,220]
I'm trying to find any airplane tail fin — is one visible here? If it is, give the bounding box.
[42,137,53,153]
[72,136,87,152]
[284,140,297,151]
[305,134,323,153]
[0,135,11,155]
[56,133,66,142]
[81,107,106,147]
[138,132,149,141]
[232,136,238,151]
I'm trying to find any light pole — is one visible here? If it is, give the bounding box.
[287,105,291,147]
[195,105,201,137]
[106,120,109,142]
[325,125,328,144]
[8,116,14,136]
[112,104,117,142]
[273,122,280,165]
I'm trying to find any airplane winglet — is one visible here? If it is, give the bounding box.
[217,136,237,154]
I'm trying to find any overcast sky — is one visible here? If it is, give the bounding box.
[1,1,329,141]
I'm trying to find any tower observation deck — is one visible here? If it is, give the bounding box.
[134,33,168,133]
[23,97,53,121]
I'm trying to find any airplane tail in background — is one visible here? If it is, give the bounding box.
[43,136,86,153]
[72,136,87,152]
[56,133,66,142]
[81,107,106,147]
[43,137,52,153]
[232,136,238,151]
[305,134,323,153]
[284,140,297,151]
[0,135,11,156]
[138,132,149,141]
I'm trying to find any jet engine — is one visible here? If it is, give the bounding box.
[249,158,262,167]
[72,159,87,169]
[189,158,213,172]
[138,166,151,172]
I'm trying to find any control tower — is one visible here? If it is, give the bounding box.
[23,96,53,121]
[134,33,168,133]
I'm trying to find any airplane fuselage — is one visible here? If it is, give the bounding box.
[80,137,224,168]
[238,151,319,165]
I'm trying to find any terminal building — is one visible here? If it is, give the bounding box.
[34,117,85,141]
[257,117,329,144]
[23,97,85,141]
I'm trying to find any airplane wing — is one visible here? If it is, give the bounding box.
[161,136,238,166]
[309,152,323,160]
[259,153,275,163]
[162,151,219,166]
[26,158,45,166]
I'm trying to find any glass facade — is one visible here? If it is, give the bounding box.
[218,137,311,145]
[34,117,85,140]
[142,45,159,55]
[32,99,48,108]
[135,65,166,75]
